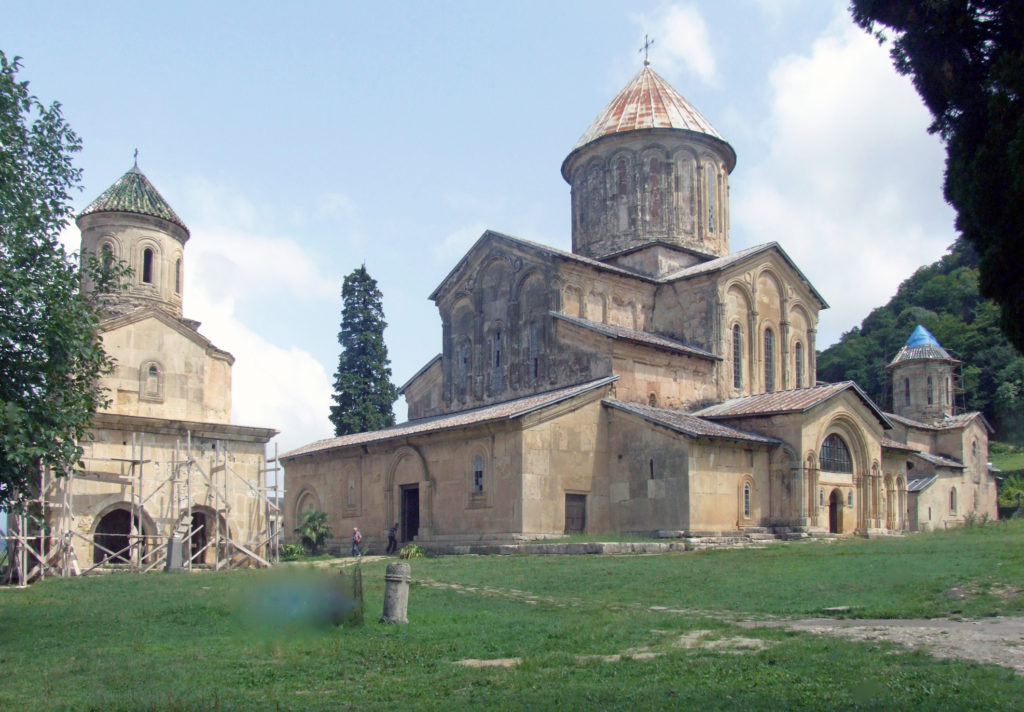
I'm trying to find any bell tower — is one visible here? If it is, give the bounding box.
[887,325,957,424]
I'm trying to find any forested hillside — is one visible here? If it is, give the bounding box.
[817,238,1024,443]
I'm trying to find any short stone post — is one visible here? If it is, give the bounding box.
[379,562,411,624]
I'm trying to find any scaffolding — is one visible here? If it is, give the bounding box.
[1,432,282,587]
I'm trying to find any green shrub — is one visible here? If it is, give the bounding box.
[399,543,425,559]
[279,543,304,561]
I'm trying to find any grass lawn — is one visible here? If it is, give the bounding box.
[989,441,1024,471]
[2,522,1023,711]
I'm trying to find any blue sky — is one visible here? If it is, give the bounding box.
[5,1,957,455]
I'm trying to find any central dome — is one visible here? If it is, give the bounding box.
[562,65,736,265]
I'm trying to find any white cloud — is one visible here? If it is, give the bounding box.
[433,222,488,265]
[632,4,716,83]
[733,22,955,348]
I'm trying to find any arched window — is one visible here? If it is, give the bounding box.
[648,393,657,407]
[706,163,717,233]
[101,244,114,275]
[819,488,825,507]
[473,455,484,493]
[458,342,471,392]
[794,342,803,388]
[175,258,182,294]
[947,377,952,404]
[927,376,934,405]
[140,362,163,401]
[732,324,742,389]
[491,330,503,391]
[972,440,978,458]
[847,491,854,507]
[819,434,853,473]
[647,157,661,223]
[904,377,911,406]
[142,248,154,284]
[950,487,957,513]
[743,483,751,518]
[764,328,775,392]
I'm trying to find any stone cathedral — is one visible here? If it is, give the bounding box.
[282,63,997,551]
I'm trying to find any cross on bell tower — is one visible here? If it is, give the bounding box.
[639,34,655,66]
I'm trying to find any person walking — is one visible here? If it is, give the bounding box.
[351,527,362,557]
[386,523,399,554]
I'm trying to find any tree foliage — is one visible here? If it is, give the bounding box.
[293,508,333,554]
[329,265,398,436]
[850,0,1024,351]
[0,51,118,509]
[818,237,1024,442]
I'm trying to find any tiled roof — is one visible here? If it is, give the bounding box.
[888,324,955,366]
[568,65,731,157]
[907,474,938,492]
[553,313,717,360]
[884,411,991,433]
[281,376,617,461]
[912,451,964,470]
[693,381,891,427]
[881,437,918,453]
[79,165,188,233]
[604,399,780,445]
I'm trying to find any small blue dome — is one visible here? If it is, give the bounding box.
[906,324,942,349]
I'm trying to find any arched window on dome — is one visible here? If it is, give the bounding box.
[820,434,853,473]
[175,259,182,294]
[615,158,629,231]
[732,324,742,389]
[142,248,154,284]
[904,377,911,406]
[100,244,115,275]
[927,376,934,405]
[646,157,661,224]
[764,328,775,392]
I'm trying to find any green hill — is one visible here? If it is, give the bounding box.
[817,237,1024,443]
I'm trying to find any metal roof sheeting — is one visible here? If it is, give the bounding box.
[604,399,780,445]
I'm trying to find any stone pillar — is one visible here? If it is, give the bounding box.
[380,562,411,625]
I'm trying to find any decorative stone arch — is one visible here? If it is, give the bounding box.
[585,289,607,322]
[723,282,754,391]
[135,236,162,288]
[173,251,183,295]
[816,415,870,475]
[884,474,896,530]
[896,476,906,530]
[90,499,157,565]
[483,318,507,395]
[788,303,812,388]
[562,283,584,317]
[385,445,435,538]
[608,148,638,232]
[96,234,124,273]
[639,144,670,230]
[759,318,781,393]
[139,359,164,402]
[182,504,229,566]
[805,451,820,519]
[608,291,636,328]
[293,486,322,522]
[670,146,699,234]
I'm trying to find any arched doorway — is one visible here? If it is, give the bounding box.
[828,489,842,534]
[186,507,228,566]
[93,507,148,564]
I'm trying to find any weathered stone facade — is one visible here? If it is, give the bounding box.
[282,64,996,552]
[42,165,277,571]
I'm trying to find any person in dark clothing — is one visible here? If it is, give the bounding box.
[386,523,399,554]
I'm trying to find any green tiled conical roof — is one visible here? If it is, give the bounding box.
[79,164,188,234]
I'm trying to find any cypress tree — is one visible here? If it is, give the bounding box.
[329,265,398,436]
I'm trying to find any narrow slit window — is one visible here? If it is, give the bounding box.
[473,455,484,493]
[732,324,742,389]
[764,328,775,392]
[142,248,154,284]
[794,342,803,388]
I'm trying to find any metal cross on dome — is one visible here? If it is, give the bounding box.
[639,34,655,66]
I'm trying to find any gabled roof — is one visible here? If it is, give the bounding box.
[281,376,618,462]
[693,381,892,428]
[661,242,829,309]
[100,307,233,363]
[78,164,189,235]
[604,399,780,445]
[907,474,938,492]
[888,324,956,367]
[884,410,993,434]
[429,230,655,302]
[912,451,964,470]
[398,354,442,394]
[552,313,718,361]
[880,437,918,453]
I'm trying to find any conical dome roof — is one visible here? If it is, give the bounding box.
[566,64,734,166]
[78,164,189,235]
[889,325,955,366]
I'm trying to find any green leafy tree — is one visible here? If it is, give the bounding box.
[293,508,332,554]
[850,0,1024,351]
[329,265,398,436]
[0,52,121,509]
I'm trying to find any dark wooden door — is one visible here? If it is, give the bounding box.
[401,485,420,541]
[564,494,586,534]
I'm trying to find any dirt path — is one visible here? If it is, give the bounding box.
[741,616,1024,675]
